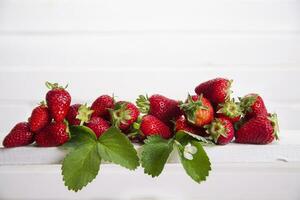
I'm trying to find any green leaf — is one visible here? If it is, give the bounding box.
[176,140,211,183]
[62,125,97,149]
[141,135,174,177]
[62,143,101,192]
[97,126,139,170]
[175,130,214,146]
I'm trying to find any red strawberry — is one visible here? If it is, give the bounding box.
[235,113,279,144]
[75,104,109,137]
[195,78,232,105]
[140,115,172,139]
[239,93,268,119]
[205,118,234,145]
[175,115,207,137]
[86,117,110,138]
[28,102,51,132]
[35,121,69,147]
[136,94,181,124]
[45,82,71,122]
[91,95,114,119]
[216,99,242,123]
[48,121,70,145]
[66,104,82,126]
[180,94,214,127]
[35,128,56,147]
[110,101,140,131]
[3,122,34,148]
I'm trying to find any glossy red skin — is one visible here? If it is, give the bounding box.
[86,117,110,138]
[215,118,234,145]
[29,105,51,132]
[190,95,214,127]
[140,115,172,139]
[235,115,275,144]
[66,104,82,126]
[175,115,207,137]
[49,122,69,145]
[195,78,230,105]
[35,128,57,147]
[148,94,182,123]
[3,122,34,148]
[91,95,114,120]
[244,94,268,120]
[35,122,69,147]
[46,89,71,122]
[115,101,140,131]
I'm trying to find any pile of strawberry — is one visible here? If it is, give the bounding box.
[2,78,279,148]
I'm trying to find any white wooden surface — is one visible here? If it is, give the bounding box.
[0,0,300,199]
[0,131,300,200]
[1,131,300,165]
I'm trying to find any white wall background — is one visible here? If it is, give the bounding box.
[0,0,300,136]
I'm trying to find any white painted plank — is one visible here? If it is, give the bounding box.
[0,69,298,102]
[1,131,300,165]
[0,0,299,32]
[0,163,299,200]
[0,34,299,67]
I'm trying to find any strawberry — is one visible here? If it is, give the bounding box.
[45,82,71,122]
[28,102,51,132]
[91,95,114,119]
[179,94,214,127]
[216,99,242,123]
[35,128,56,147]
[110,101,140,131]
[140,115,172,139]
[66,104,82,126]
[136,94,181,124]
[3,122,34,148]
[35,121,69,147]
[195,78,232,105]
[75,103,109,137]
[205,118,234,145]
[239,93,268,119]
[86,117,110,138]
[49,121,70,145]
[175,115,207,137]
[235,113,279,144]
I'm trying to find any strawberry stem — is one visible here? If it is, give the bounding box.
[268,113,279,140]
[45,81,68,90]
[179,94,208,124]
[136,95,150,114]
[217,99,242,118]
[205,119,227,143]
[76,103,94,126]
[110,102,131,128]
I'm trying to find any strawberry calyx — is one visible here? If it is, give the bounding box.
[239,94,258,113]
[110,102,132,128]
[45,81,68,90]
[39,100,47,107]
[63,119,71,139]
[126,116,144,138]
[76,103,94,126]
[268,113,279,140]
[217,99,242,118]
[225,79,233,101]
[136,95,150,114]
[204,119,227,143]
[179,94,208,124]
